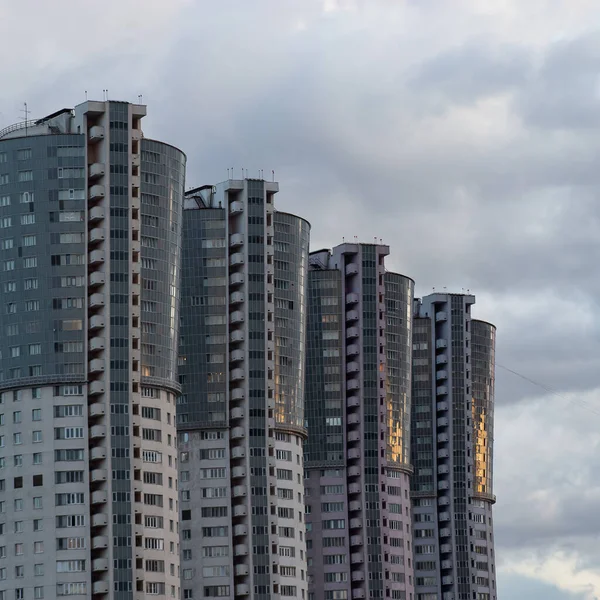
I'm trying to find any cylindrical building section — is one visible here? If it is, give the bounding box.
[471,320,496,500]
[0,131,90,600]
[384,272,414,469]
[273,211,310,431]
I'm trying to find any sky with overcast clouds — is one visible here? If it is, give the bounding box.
[2,0,600,597]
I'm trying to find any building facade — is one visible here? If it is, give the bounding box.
[0,101,185,600]
[177,180,310,600]
[411,294,497,600]
[304,243,415,600]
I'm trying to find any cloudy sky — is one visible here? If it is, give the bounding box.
[2,0,600,596]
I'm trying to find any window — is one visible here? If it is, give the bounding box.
[18,171,33,182]
[20,214,35,225]
[32,431,43,443]
[33,497,42,509]
[13,432,22,444]
[3,260,14,271]
[32,409,41,421]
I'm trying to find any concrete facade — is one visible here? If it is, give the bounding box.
[411,294,497,600]
[304,244,415,600]
[0,101,185,600]
[178,181,310,600]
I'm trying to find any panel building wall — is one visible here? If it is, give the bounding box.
[305,244,415,600]
[0,100,185,600]
[177,180,310,600]
[411,294,497,600]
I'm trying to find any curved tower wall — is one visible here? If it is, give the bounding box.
[471,319,497,598]
[177,181,310,600]
[0,101,185,600]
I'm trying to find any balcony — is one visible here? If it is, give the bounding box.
[347,414,360,425]
[90,446,107,461]
[92,535,108,549]
[436,354,448,365]
[230,330,244,343]
[230,201,244,215]
[230,291,244,305]
[351,570,365,581]
[348,466,360,478]
[350,535,363,546]
[230,407,244,420]
[349,501,361,512]
[231,388,245,401]
[234,524,248,537]
[350,518,362,530]
[230,349,245,363]
[235,585,249,596]
[347,326,359,339]
[230,311,244,324]
[89,359,105,373]
[437,433,449,443]
[347,430,360,442]
[91,469,108,482]
[346,292,359,305]
[89,380,105,395]
[92,558,109,572]
[436,338,448,349]
[352,589,366,599]
[89,184,105,201]
[348,483,361,495]
[234,544,248,556]
[89,403,105,418]
[233,505,247,517]
[345,263,359,276]
[89,162,105,179]
[91,491,108,504]
[347,361,359,374]
[436,311,448,322]
[89,272,105,287]
[231,427,245,440]
[89,293,105,309]
[348,448,361,460]
[346,309,359,322]
[347,380,359,391]
[89,336,105,352]
[347,396,360,409]
[436,370,448,381]
[437,449,449,459]
[438,464,450,475]
[230,233,244,247]
[89,315,105,330]
[230,253,244,266]
[90,425,106,439]
[440,543,452,554]
[232,486,247,498]
[92,581,109,595]
[439,512,450,522]
[437,417,449,427]
[230,272,244,286]
[235,564,249,576]
[88,125,105,143]
[92,513,108,527]
[89,206,105,222]
[230,369,245,382]
[438,480,449,491]
[89,228,105,244]
[351,553,364,564]
[346,344,359,356]
[441,559,453,570]
[437,401,448,412]
[231,466,246,479]
[440,527,451,538]
[437,385,448,396]
[442,576,454,585]
[438,497,450,507]
[89,250,105,265]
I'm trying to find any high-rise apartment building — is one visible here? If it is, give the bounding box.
[411,294,497,600]
[304,243,415,600]
[177,180,310,600]
[0,101,185,600]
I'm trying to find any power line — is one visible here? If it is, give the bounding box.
[496,362,600,417]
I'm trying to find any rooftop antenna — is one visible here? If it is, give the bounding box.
[20,103,30,137]
[272,170,275,182]
[102,89,106,101]
[138,95,143,104]
[85,90,88,100]
[227,168,230,178]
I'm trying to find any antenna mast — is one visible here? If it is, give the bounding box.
[21,103,30,137]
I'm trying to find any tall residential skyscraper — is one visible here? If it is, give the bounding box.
[304,243,415,600]
[411,294,497,600]
[0,101,185,600]
[177,180,310,600]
